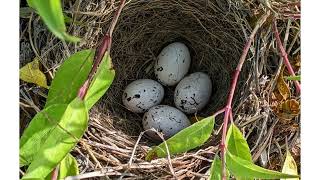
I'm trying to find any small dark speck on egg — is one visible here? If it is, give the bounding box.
[156,67,163,71]
[134,94,140,98]
[143,89,146,92]
[127,97,132,101]
[124,93,127,98]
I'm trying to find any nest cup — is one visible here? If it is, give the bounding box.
[73,0,250,178]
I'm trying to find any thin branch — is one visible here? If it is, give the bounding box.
[77,0,126,99]
[219,12,270,180]
[272,20,301,94]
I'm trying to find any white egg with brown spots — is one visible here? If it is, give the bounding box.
[174,72,212,114]
[155,42,191,86]
[122,79,164,113]
[142,105,191,141]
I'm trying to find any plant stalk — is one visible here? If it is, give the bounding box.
[77,0,126,100]
[219,12,270,180]
[272,20,301,94]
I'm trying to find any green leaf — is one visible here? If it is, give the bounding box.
[84,53,115,109]
[58,153,79,179]
[27,0,80,42]
[226,151,299,179]
[45,50,94,108]
[226,123,252,162]
[20,104,68,167]
[22,97,88,179]
[285,75,301,81]
[209,155,229,180]
[281,150,299,180]
[146,116,214,161]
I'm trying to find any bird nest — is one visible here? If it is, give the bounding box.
[20,0,301,179]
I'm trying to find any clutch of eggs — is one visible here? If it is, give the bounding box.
[174,72,212,114]
[142,105,191,140]
[122,79,164,113]
[155,42,191,86]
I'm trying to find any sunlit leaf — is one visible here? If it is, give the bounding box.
[22,97,88,179]
[285,75,300,81]
[84,53,115,109]
[27,0,80,42]
[209,155,229,180]
[226,123,252,162]
[20,104,68,167]
[20,58,48,89]
[45,50,94,108]
[226,151,299,179]
[281,150,299,180]
[146,116,214,161]
[58,153,79,179]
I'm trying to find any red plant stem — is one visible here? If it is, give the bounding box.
[213,108,225,118]
[219,12,270,180]
[272,20,301,94]
[77,0,126,100]
[51,165,59,180]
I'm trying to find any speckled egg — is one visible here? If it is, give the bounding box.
[142,105,191,140]
[122,79,164,113]
[174,72,212,114]
[155,42,191,86]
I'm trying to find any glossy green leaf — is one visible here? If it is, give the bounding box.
[45,50,94,108]
[226,151,299,179]
[58,153,79,179]
[84,53,115,109]
[226,123,252,162]
[27,0,80,42]
[209,155,229,180]
[22,97,88,179]
[281,150,299,180]
[146,116,214,160]
[285,75,301,81]
[20,104,68,167]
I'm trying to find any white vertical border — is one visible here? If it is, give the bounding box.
[0,0,317,179]
[0,0,19,179]
[301,0,320,179]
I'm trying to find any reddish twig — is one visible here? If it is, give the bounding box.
[219,12,270,180]
[77,0,126,100]
[51,165,59,180]
[272,20,301,94]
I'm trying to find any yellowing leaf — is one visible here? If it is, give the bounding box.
[272,99,300,121]
[275,67,291,101]
[281,150,299,180]
[20,58,48,89]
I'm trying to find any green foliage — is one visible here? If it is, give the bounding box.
[45,50,94,108]
[84,54,115,109]
[285,75,301,81]
[58,153,79,179]
[27,0,80,42]
[209,155,229,180]
[226,151,299,179]
[146,116,214,160]
[226,123,252,162]
[20,104,68,167]
[22,97,88,179]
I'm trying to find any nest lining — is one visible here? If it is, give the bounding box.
[24,0,254,178]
